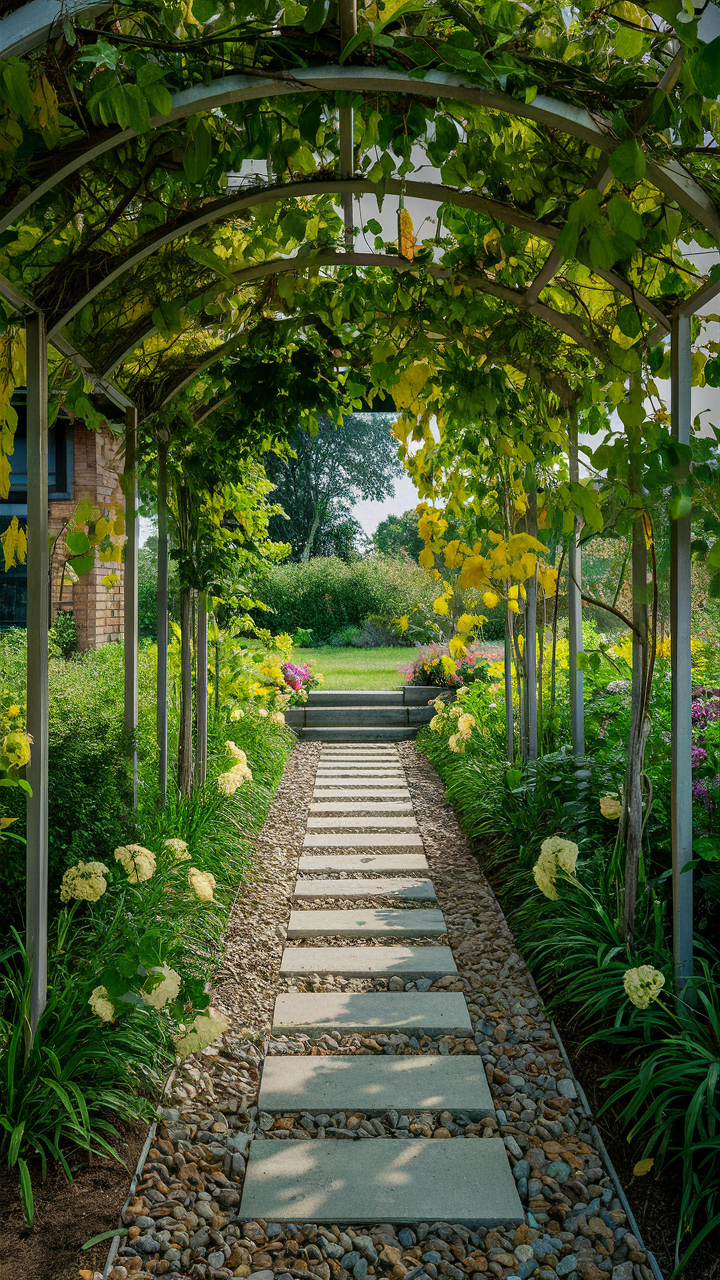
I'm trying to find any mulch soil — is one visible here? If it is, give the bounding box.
[0,1121,147,1280]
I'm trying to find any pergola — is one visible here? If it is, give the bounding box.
[0,0,718,1029]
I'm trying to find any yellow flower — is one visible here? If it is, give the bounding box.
[2,730,32,769]
[60,860,109,903]
[432,596,449,616]
[164,837,190,862]
[448,635,466,659]
[533,852,558,900]
[7,705,21,717]
[448,734,464,753]
[397,615,409,633]
[229,706,244,721]
[188,867,216,902]
[429,715,442,731]
[143,964,182,1010]
[482,591,500,609]
[174,1007,229,1058]
[225,741,247,765]
[508,600,520,614]
[89,985,115,1022]
[623,966,666,1010]
[270,711,285,726]
[600,794,622,820]
[457,713,476,739]
[114,844,156,883]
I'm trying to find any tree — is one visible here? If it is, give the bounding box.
[265,414,401,562]
[373,510,423,561]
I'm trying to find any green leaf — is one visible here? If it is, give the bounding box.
[668,491,692,519]
[304,0,330,31]
[690,35,720,97]
[144,83,173,117]
[68,554,95,576]
[185,242,234,281]
[82,1227,129,1251]
[191,0,217,19]
[66,530,90,555]
[123,84,151,134]
[609,138,646,185]
[616,305,642,338]
[183,120,213,184]
[283,0,306,21]
[17,1159,33,1228]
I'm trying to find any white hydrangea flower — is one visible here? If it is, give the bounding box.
[114,844,156,883]
[188,867,216,902]
[164,838,190,862]
[270,711,285,726]
[89,985,115,1022]
[623,966,666,1009]
[175,1008,229,1058]
[60,860,109,903]
[143,964,182,1010]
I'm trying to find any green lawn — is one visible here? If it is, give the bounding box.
[294,646,417,690]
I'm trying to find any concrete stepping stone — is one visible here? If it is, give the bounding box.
[279,944,456,977]
[258,1053,493,1117]
[309,801,414,812]
[298,854,429,873]
[240,1138,523,1226]
[313,787,410,797]
[306,816,418,829]
[271,991,471,1035]
[303,833,423,848]
[287,908,445,937]
[294,877,436,900]
[315,773,405,782]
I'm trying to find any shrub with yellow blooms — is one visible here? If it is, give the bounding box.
[88,985,115,1023]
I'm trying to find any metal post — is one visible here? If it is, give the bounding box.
[339,0,356,250]
[157,437,169,804]
[526,478,538,761]
[124,406,139,807]
[195,591,208,788]
[25,312,49,1037]
[568,419,585,756]
[671,313,693,989]
[504,611,514,761]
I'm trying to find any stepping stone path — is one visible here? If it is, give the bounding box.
[240,744,524,1226]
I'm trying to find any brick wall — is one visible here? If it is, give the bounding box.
[50,425,126,651]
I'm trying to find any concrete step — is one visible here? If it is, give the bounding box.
[294,877,436,900]
[316,766,405,776]
[309,802,414,813]
[240,1137,523,1226]
[308,690,404,706]
[320,744,400,752]
[306,817,417,830]
[298,854,429,873]
[258,1053,493,1117]
[312,788,411,798]
[279,944,456,977]
[303,833,423,849]
[287,908,445,938]
[301,728,420,742]
[271,991,471,1036]
[297,708,434,727]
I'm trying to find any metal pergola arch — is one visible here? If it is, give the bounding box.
[5,0,717,1032]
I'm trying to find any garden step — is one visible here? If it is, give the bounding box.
[301,728,421,742]
[315,764,405,776]
[287,908,445,937]
[293,877,436,900]
[309,801,414,812]
[298,854,429,873]
[279,944,456,977]
[306,816,417,829]
[303,833,423,848]
[300,707,435,727]
[271,991,472,1035]
[240,1138,523,1226]
[320,743,400,751]
[313,785,410,796]
[258,1053,492,1117]
[307,690,405,706]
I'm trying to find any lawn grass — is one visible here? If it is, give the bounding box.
[293,646,417,690]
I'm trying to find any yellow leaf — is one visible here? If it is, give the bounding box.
[448,635,466,659]
[398,208,415,262]
[418,546,435,569]
[633,1158,654,1177]
[483,591,500,609]
[508,600,520,613]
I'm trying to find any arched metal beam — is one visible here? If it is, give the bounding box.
[0,0,109,58]
[45,176,669,343]
[1,65,717,248]
[103,250,603,379]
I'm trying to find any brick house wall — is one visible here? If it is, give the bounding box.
[51,424,125,651]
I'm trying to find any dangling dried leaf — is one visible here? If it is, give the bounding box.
[398,207,415,261]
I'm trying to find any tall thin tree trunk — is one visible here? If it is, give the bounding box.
[504,608,514,762]
[538,591,546,753]
[548,541,566,745]
[526,474,538,761]
[178,587,193,796]
[195,592,208,789]
[301,505,322,563]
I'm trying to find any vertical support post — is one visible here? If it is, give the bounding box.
[526,477,538,761]
[568,419,585,757]
[124,405,139,808]
[157,437,169,804]
[195,592,208,788]
[504,611,514,762]
[339,0,356,250]
[671,314,693,990]
[25,312,49,1037]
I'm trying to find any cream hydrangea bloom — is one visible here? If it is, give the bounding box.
[623,966,666,1009]
[270,711,285,726]
[257,708,268,718]
[188,867,216,902]
[533,836,580,899]
[89,985,115,1022]
[225,741,247,766]
[143,964,182,1010]
[449,705,463,718]
[457,713,476,739]
[60,860,109,903]
[448,734,465,753]
[114,844,156,883]
[164,837,190,862]
[174,1007,229,1058]
[429,714,442,731]
[600,794,623,820]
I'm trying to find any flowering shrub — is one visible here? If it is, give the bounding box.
[400,642,493,688]
[281,659,323,705]
[532,836,580,900]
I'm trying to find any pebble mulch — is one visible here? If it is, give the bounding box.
[96,741,654,1280]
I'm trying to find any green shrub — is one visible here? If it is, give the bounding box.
[48,610,78,659]
[256,555,435,641]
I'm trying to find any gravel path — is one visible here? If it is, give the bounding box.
[100,742,654,1280]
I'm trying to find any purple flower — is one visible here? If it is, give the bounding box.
[282,661,311,691]
[693,780,711,809]
[692,745,708,769]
